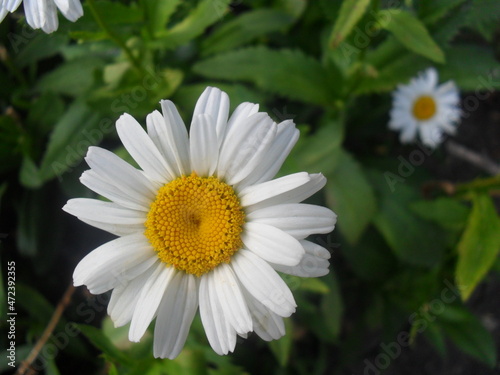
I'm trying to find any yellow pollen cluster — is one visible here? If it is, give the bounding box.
[413,95,437,120]
[145,173,245,276]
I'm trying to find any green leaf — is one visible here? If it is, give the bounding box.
[465,0,500,41]
[0,115,27,174]
[159,349,209,375]
[418,0,467,25]
[455,175,500,196]
[77,324,132,365]
[320,272,344,339]
[328,0,371,48]
[275,0,307,19]
[193,46,335,106]
[341,227,397,281]
[378,9,445,63]
[27,93,66,136]
[16,188,63,271]
[19,157,43,188]
[431,2,469,45]
[268,319,293,367]
[439,306,497,367]
[298,277,330,294]
[438,45,500,91]
[154,0,231,50]
[38,100,100,183]
[16,284,54,324]
[36,57,103,96]
[102,317,132,351]
[141,0,181,37]
[325,150,377,245]
[355,53,429,94]
[370,172,445,267]
[456,193,500,300]
[423,322,447,356]
[201,9,294,56]
[44,358,61,375]
[71,0,143,33]
[410,197,470,231]
[282,118,344,177]
[13,34,68,68]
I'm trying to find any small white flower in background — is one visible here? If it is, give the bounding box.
[0,0,83,33]
[389,68,461,149]
[64,87,337,359]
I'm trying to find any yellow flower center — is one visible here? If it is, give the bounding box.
[412,95,437,120]
[144,173,245,276]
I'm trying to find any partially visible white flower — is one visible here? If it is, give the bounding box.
[389,68,461,149]
[0,0,83,33]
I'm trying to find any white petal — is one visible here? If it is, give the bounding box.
[53,0,83,21]
[2,0,22,12]
[192,87,229,148]
[242,288,285,341]
[399,121,418,143]
[240,172,327,212]
[189,114,218,176]
[242,222,304,266]
[23,0,46,29]
[116,113,173,183]
[240,120,299,188]
[419,123,443,148]
[73,233,157,294]
[80,170,150,212]
[212,264,252,335]
[247,203,337,239]
[239,172,310,208]
[217,113,272,181]
[220,113,276,185]
[199,273,237,355]
[153,273,198,359]
[160,100,190,175]
[271,240,331,277]
[85,147,157,204]
[75,216,144,237]
[129,263,176,342]
[226,102,259,133]
[145,110,182,179]
[63,198,146,225]
[423,67,438,90]
[231,249,296,317]
[40,0,58,33]
[108,269,153,327]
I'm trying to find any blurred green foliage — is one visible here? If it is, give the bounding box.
[0,0,499,374]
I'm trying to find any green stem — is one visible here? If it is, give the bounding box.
[86,0,143,73]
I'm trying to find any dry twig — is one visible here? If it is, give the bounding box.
[15,284,75,375]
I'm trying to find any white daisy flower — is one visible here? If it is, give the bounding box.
[389,68,461,148]
[64,87,337,359]
[0,0,83,33]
